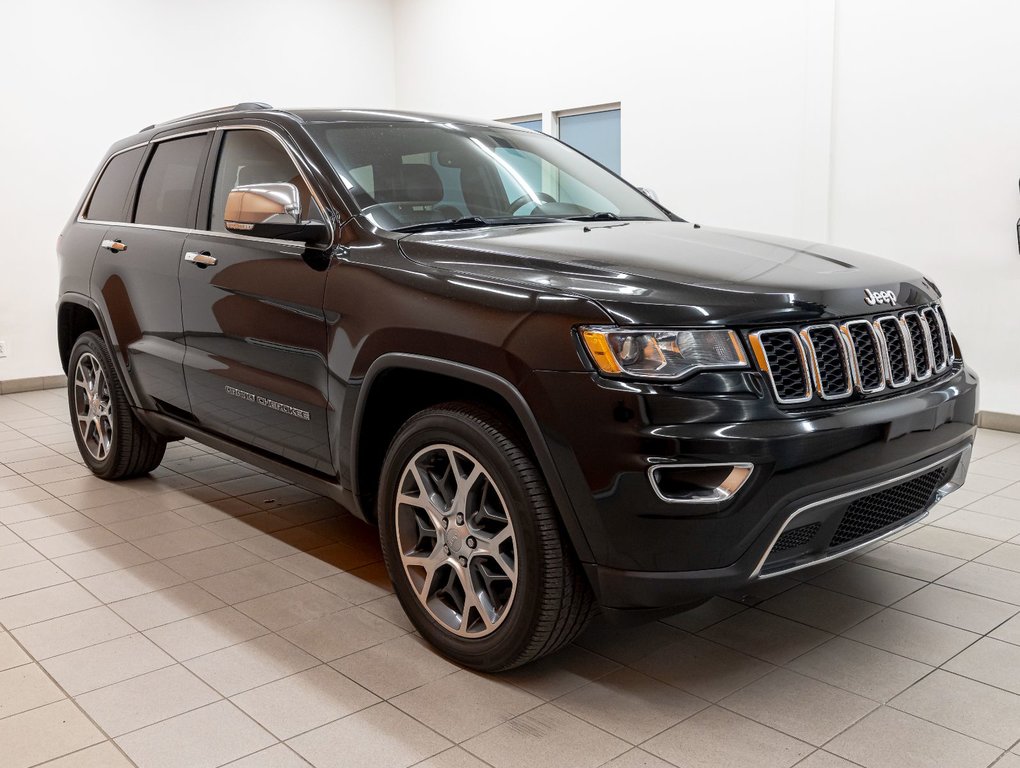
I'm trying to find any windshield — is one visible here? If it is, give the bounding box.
[305,121,673,231]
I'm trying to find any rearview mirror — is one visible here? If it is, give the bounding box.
[224,183,327,243]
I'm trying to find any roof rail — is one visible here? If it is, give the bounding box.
[140,102,274,132]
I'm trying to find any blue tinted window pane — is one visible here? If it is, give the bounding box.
[558,109,621,174]
[511,119,543,133]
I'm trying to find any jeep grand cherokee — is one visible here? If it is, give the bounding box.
[57,103,978,670]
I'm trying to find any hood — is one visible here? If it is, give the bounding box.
[398,220,938,326]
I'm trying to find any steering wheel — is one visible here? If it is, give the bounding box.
[507,192,556,214]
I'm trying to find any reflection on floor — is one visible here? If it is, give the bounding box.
[1,387,1020,767]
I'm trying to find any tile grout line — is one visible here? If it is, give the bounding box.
[0,624,141,767]
[7,394,1020,765]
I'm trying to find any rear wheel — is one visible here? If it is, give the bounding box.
[67,332,166,479]
[378,402,595,671]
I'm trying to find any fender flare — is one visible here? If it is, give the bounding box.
[57,292,143,409]
[350,353,594,563]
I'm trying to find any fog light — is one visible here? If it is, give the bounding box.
[648,463,754,504]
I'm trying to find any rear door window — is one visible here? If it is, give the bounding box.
[134,135,209,228]
[83,147,144,222]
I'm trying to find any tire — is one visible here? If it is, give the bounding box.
[378,402,595,671]
[67,331,166,479]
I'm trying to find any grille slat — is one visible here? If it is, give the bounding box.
[936,305,954,362]
[754,330,810,403]
[829,467,946,547]
[876,316,911,387]
[752,303,954,405]
[903,312,933,380]
[843,320,885,393]
[802,326,851,399]
[922,307,948,371]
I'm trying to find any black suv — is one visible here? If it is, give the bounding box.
[58,103,978,670]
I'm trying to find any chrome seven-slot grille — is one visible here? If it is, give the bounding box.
[749,303,954,405]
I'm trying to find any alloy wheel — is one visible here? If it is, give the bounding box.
[73,352,114,461]
[394,443,518,637]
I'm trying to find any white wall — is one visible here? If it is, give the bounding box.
[4,0,1018,414]
[828,0,1020,413]
[392,0,1020,413]
[0,0,396,382]
[393,0,835,241]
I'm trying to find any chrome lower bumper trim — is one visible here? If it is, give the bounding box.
[753,444,972,580]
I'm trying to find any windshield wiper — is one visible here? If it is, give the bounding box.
[563,213,662,222]
[391,216,491,233]
[567,211,620,221]
[392,215,566,233]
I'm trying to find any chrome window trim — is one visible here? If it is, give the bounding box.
[70,219,310,249]
[78,141,149,222]
[748,328,813,405]
[646,462,755,504]
[799,324,853,400]
[751,444,969,579]
[150,128,214,142]
[921,306,950,373]
[839,319,888,394]
[873,315,913,388]
[77,124,335,247]
[901,311,934,382]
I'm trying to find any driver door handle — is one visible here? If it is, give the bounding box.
[185,251,217,268]
[101,239,127,253]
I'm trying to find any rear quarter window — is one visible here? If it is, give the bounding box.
[83,147,144,222]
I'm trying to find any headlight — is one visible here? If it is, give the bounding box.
[580,326,748,380]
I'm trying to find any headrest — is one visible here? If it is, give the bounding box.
[376,163,443,204]
[237,161,292,187]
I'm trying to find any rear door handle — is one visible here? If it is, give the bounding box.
[184,251,217,268]
[101,239,127,253]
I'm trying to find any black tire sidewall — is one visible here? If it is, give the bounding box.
[378,409,551,669]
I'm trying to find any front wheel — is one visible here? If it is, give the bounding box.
[378,403,595,671]
[67,332,166,479]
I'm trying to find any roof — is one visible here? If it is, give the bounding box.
[286,108,516,130]
[137,103,519,135]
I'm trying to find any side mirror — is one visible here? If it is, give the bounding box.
[224,183,327,244]
[637,187,660,202]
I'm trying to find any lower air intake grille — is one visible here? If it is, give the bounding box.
[773,522,821,552]
[830,468,946,547]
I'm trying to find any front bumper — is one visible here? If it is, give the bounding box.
[528,362,978,610]
[589,442,969,610]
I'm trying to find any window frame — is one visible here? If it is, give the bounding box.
[78,142,148,223]
[554,103,622,176]
[498,102,622,172]
[196,125,335,248]
[131,129,214,230]
[501,114,544,133]
[79,123,337,248]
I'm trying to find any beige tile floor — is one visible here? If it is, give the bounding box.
[2,387,1020,767]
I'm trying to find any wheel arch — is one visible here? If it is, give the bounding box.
[350,354,594,563]
[57,293,142,408]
